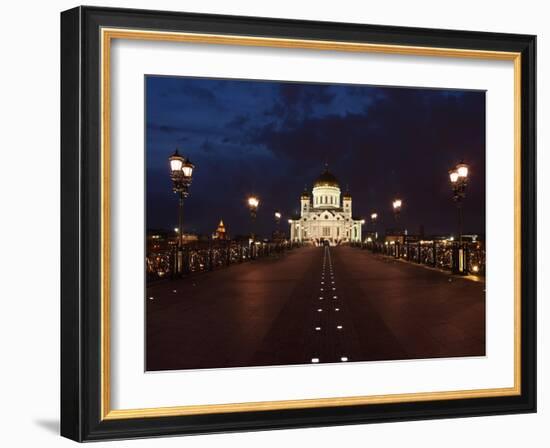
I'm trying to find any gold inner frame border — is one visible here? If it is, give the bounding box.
[100,27,522,420]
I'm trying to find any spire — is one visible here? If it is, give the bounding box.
[214,219,227,240]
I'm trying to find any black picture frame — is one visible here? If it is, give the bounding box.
[61,6,536,442]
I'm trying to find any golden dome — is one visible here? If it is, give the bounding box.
[313,168,339,188]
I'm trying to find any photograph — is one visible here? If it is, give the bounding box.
[145,76,487,371]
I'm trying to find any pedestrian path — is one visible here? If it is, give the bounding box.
[146,245,485,371]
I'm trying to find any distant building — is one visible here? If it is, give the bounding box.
[146,229,170,253]
[181,233,199,244]
[212,219,228,240]
[147,229,199,252]
[289,166,364,246]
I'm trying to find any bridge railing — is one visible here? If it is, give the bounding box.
[146,240,299,281]
[352,240,485,276]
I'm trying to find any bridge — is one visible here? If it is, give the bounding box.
[146,245,485,371]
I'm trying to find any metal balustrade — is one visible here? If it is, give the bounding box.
[146,240,299,281]
[352,240,485,276]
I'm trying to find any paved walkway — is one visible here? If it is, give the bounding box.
[146,245,485,371]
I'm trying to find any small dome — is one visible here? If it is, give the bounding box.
[314,168,339,188]
[301,191,311,199]
[342,191,352,199]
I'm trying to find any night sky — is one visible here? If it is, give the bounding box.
[146,76,485,239]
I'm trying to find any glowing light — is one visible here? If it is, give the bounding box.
[174,227,179,233]
[247,196,259,208]
[449,171,459,183]
[472,265,480,273]
[315,327,321,331]
[274,211,282,219]
[182,159,194,178]
[457,163,469,178]
[393,199,402,209]
[169,151,184,173]
[311,358,320,363]
[317,309,323,312]
[340,357,348,362]
[366,237,372,242]
[337,325,343,330]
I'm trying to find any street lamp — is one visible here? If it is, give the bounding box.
[392,199,402,223]
[247,195,260,241]
[272,210,283,242]
[449,161,469,274]
[169,149,195,248]
[448,161,469,244]
[370,211,378,234]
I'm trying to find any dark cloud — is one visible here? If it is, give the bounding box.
[146,76,485,239]
[226,114,250,128]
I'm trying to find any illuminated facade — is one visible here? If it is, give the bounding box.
[289,167,363,245]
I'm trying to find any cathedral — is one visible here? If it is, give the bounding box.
[289,166,364,246]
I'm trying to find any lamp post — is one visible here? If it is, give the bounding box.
[392,199,402,223]
[370,212,378,240]
[247,195,260,241]
[273,210,282,240]
[448,162,469,244]
[169,149,194,273]
[449,161,469,273]
[392,199,402,257]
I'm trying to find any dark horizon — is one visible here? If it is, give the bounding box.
[146,76,486,239]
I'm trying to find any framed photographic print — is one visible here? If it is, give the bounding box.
[60,6,536,441]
